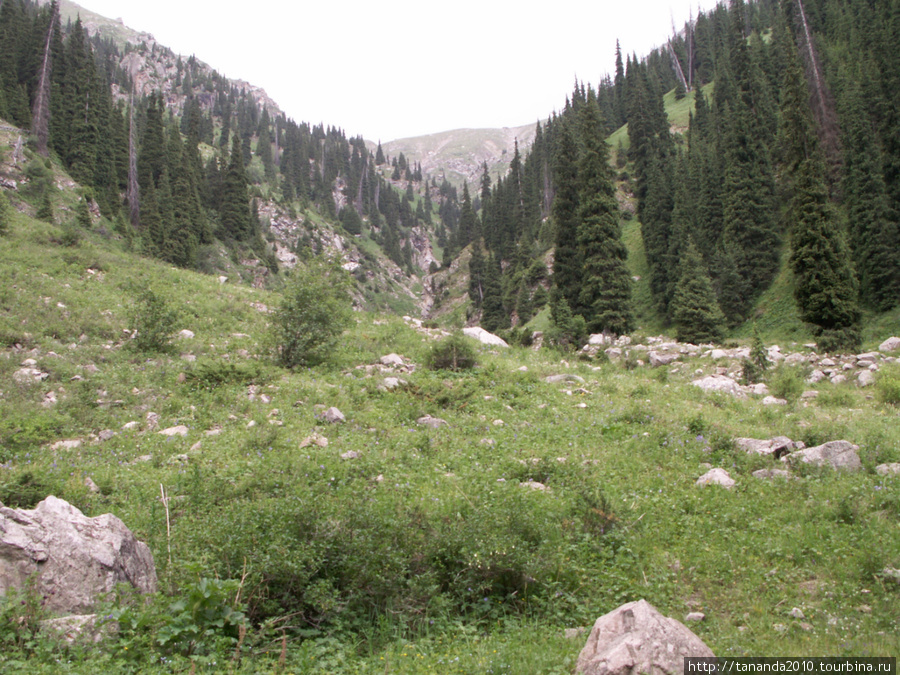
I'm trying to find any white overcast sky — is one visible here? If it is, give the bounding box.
[75,0,722,142]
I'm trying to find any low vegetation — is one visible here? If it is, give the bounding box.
[0,210,898,673]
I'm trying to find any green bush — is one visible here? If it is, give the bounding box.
[271,261,353,368]
[770,364,805,402]
[129,288,178,353]
[426,333,478,372]
[876,365,900,406]
[0,189,10,236]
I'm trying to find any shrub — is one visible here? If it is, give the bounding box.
[426,333,478,372]
[129,288,178,353]
[770,364,805,402]
[271,261,352,369]
[742,327,770,384]
[0,189,10,236]
[876,365,900,406]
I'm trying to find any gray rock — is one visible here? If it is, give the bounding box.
[691,374,746,398]
[13,367,49,384]
[879,337,900,353]
[379,377,405,391]
[545,374,586,385]
[322,407,345,423]
[807,370,826,384]
[696,468,735,489]
[158,425,189,437]
[462,326,509,348]
[790,607,805,619]
[340,451,359,460]
[380,353,405,367]
[875,463,900,476]
[801,391,819,399]
[785,440,861,471]
[299,433,328,448]
[575,599,714,675]
[0,496,156,615]
[735,437,795,458]
[752,469,792,480]
[178,329,195,340]
[685,612,706,622]
[416,415,448,429]
[649,351,679,368]
[762,396,788,406]
[857,370,875,387]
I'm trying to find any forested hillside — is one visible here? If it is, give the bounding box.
[0,0,472,313]
[465,0,899,350]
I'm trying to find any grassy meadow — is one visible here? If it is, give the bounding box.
[0,203,898,673]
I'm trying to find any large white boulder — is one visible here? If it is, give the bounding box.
[0,496,156,615]
[462,326,509,348]
[576,599,714,675]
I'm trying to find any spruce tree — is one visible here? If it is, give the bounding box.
[220,134,253,241]
[781,41,861,351]
[576,92,633,335]
[669,239,726,344]
[551,119,582,312]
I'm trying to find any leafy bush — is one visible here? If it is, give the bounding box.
[271,261,352,368]
[0,189,10,236]
[0,471,51,508]
[876,364,900,406]
[184,359,269,390]
[742,328,770,384]
[426,333,478,372]
[129,288,178,353]
[770,364,805,402]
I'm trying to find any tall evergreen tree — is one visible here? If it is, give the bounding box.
[220,134,253,241]
[551,119,582,312]
[575,92,633,335]
[670,238,727,343]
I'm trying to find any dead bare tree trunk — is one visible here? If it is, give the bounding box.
[667,41,688,92]
[31,6,57,157]
[795,0,842,182]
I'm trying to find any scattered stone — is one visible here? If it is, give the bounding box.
[748,383,770,396]
[300,433,328,448]
[492,419,505,426]
[807,370,826,384]
[121,421,139,431]
[13,367,49,384]
[217,276,228,284]
[167,454,189,464]
[178,329,195,340]
[785,440,861,471]
[857,370,875,387]
[878,337,900,353]
[520,480,548,491]
[773,623,787,633]
[691,374,746,398]
[246,420,256,429]
[685,612,706,622]
[0,496,156,615]
[875,463,900,476]
[649,351,679,368]
[204,427,222,436]
[189,441,202,452]
[180,354,196,363]
[762,396,788,406]
[565,627,587,640]
[97,429,116,442]
[340,451,359,460]
[696,468,735,489]
[575,599,714,675]
[801,391,819,399]
[322,407,345,423]
[830,374,846,385]
[380,353,404,367]
[416,414,448,429]
[84,477,100,494]
[462,326,509,347]
[545,374,586,385]
[379,377,405,391]
[480,438,495,446]
[145,412,160,430]
[881,567,900,584]
[753,469,792,480]
[736,437,795,458]
[790,607,805,619]
[50,440,82,451]
[41,391,58,408]
[158,425,189,437]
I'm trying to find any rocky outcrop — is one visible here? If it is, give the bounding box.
[575,599,714,675]
[0,496,156,615]
[784,440,861,471]
[462,326,509,348]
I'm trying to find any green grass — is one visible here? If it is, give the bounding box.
[1,172,899,672]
